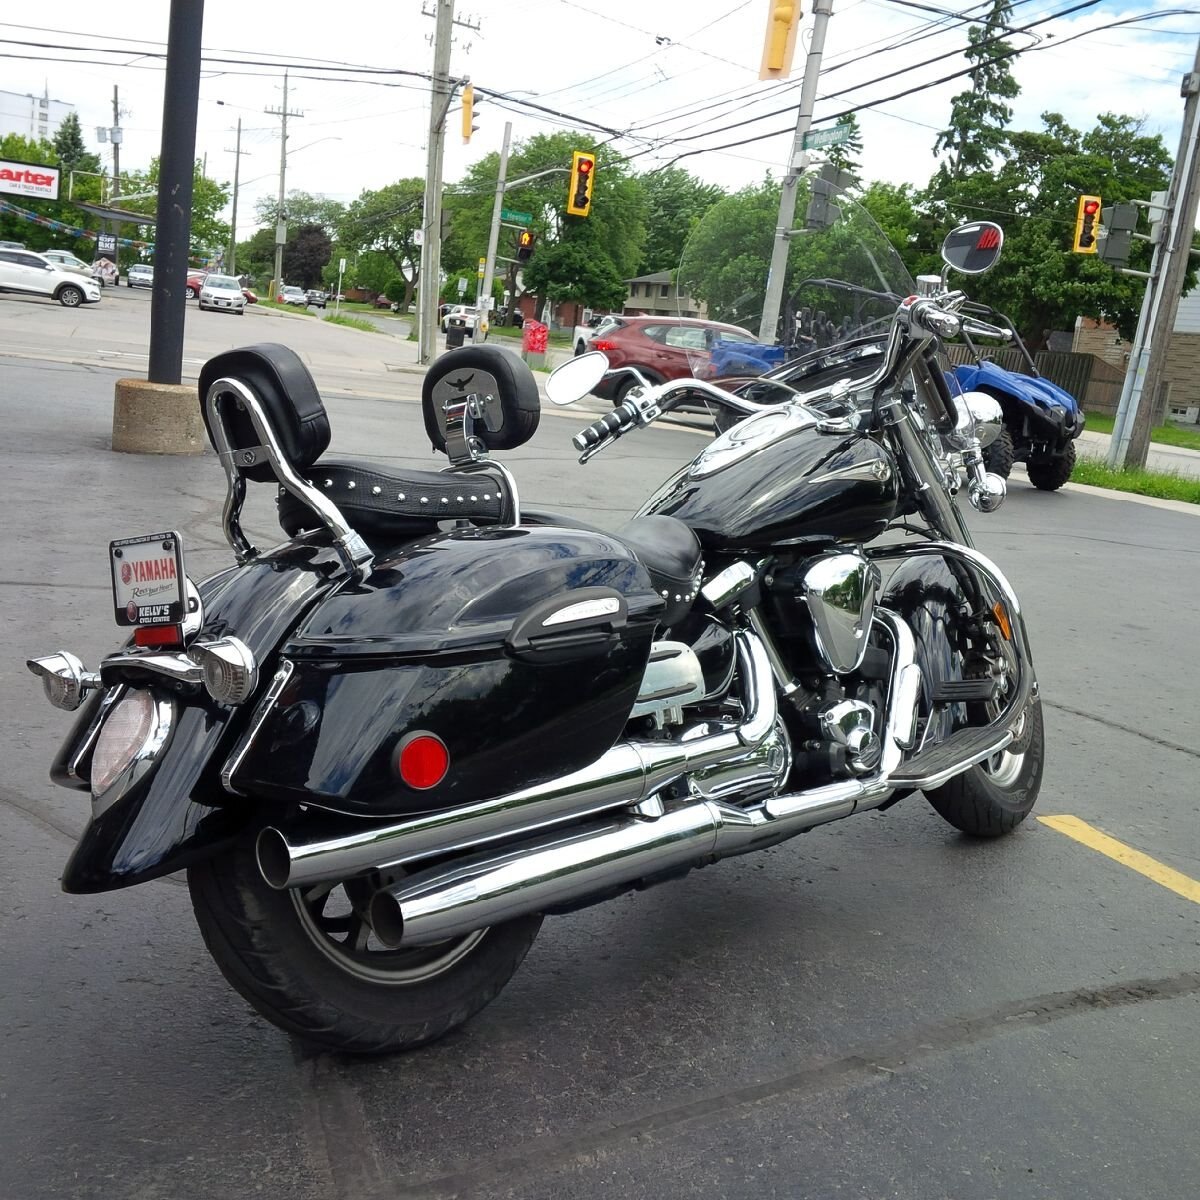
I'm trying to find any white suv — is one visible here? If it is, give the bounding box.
[0,248,101,307]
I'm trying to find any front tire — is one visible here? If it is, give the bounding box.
[188,838,543,1055]
[1026,440,1076,491]
[185,285,197,299]
[924,698,1044,837]
[57,285,83,308]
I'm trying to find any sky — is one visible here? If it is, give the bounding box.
[0,1,1196,245]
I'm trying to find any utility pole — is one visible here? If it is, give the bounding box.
[1119,36,1200,468]
[111,85,121,206]
[265,71,304,298]
[758,0,834,345]
[478,120,512,337]
[418,0,456,366]
[225,117,247,275]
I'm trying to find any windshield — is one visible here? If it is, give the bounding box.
[677,174,915,385]
[206,275,239,288]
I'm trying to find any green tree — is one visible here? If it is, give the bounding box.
[337,178,424,310]
[636,167,723,274]
[255,189,345,235]
[120,158,230,259]
[52,112,101,175]
[282,222,332,288]
[523,221,628,310]
[933,0,1021,179]
[822,115,863,181]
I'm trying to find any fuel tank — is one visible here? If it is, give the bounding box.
[640,407,899,551]
[229,525,663,817]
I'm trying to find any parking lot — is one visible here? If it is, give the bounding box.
[1,307,1198,1199]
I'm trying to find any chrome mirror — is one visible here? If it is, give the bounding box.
[941,222,1004,275]
[546,351,609,407]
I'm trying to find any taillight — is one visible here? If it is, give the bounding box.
[396,732,449,789]
[134,624,183,648]
[592,339,617,352]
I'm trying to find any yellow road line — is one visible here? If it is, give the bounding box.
[1040,814,1200,905]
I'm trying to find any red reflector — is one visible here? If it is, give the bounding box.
[592,339,617,351]
[133,624,183,648]
[397,733,449,790]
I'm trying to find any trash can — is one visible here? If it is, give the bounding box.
[446,324,467,349]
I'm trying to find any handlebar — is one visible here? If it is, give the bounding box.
[572,400,639,452]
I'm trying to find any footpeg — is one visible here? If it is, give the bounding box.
[931,678,1001,705]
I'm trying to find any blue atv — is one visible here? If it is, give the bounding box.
[947,304,1085,491]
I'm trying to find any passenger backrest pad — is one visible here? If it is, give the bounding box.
[198,343,331,482]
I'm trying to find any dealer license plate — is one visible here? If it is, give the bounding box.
[110,532,186,626]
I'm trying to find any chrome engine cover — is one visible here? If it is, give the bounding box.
[802,552,881,674]
[629,640,706,726]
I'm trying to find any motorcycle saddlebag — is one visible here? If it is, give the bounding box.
[227,525,664,816]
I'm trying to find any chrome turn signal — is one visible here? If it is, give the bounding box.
[188,637,259,706]
[26,651,99,711]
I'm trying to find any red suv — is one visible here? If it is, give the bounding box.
[585,316,760,403]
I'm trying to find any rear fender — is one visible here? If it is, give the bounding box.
[57,543,342,894]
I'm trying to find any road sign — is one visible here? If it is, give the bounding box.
[500,208,532,226]
[457,277,467,294]
[413,228,424,246]
[477,256,486,278]
[803,124,851,151]
[339,257,346,272]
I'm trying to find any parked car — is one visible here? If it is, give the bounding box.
[199,273,247,315]
[0,247,102,307]
[185,270,208,299]
[278,286,308,307]
[126,264,154,289]
[0,239,25,250]
[583,316,760,403]
[305,289,328,309]
[40,249,101,282]
[442,304,476,335]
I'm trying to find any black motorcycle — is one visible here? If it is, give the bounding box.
[28,199,1042,1056]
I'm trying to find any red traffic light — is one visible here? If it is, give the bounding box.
[1083,200,1100,215]
[577,158,593,175]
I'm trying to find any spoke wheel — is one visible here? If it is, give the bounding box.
[290,878,486,986]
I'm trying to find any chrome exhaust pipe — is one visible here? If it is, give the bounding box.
[257,630,777,890]
[368,612,924,949]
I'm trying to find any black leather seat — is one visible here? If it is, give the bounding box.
[616,515,704,628]
[277,459,513,541]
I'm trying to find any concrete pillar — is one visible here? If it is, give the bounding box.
[112,378,205,455]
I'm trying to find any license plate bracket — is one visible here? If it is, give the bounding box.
[110,531,186,626]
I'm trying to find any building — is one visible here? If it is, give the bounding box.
[623,271,705,318]
[0,87,76,143]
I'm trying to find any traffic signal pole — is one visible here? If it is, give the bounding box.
[1116,35,1200,468]
[758,0,834,346]
[478,120,513,337]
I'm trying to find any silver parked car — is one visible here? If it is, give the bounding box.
[126,264,154,289]
[199,273,247,315]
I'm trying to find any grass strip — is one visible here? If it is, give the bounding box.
[323,314,380,333]
[1072,456,1200,504]
[1083,412,1200,453]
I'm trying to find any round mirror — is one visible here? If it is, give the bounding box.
[961,390,1004,448]
[941,222,1004,276]
[545,350,609,407]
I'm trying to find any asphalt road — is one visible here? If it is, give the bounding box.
[2,312,1199,1200]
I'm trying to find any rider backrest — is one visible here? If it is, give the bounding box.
[198,343,331,483]
[422,344,541,455]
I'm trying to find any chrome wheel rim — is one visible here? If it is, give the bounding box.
[979,709,1027,788]
[291,880,486,985]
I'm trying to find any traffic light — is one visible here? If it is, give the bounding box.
[1073,194,1101,253]
[566,151,595,218]
[516,230,536,262]
[461,85,477,144]
[1098,202,1138,268]
[759,1,803,81]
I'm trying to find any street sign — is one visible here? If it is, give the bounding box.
[477,256,486,278]
[500,208,533,226]
[803,124,851,150]
[413,228,424,246]
[339,257,346,272]
[457,278,467,294]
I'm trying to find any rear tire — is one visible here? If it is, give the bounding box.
[1026,440,1076,491]
[924,698,1044,837]
[983,425,1015,478]
[188,838,543,1055]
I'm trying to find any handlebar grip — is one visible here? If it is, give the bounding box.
[961,317,1013,342]
[572,403,634,452]
[909,299,962,339]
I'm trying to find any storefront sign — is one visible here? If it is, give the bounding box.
[0,158,60,200]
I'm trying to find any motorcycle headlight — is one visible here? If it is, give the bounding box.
[91,689,173,799]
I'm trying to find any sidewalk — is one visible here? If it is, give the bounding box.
[1078,428,1200,480]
